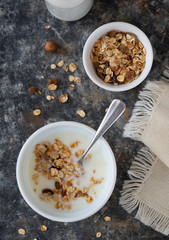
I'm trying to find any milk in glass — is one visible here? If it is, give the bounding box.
[45,0,93,21]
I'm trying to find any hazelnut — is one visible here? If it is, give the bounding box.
[48,78,58,85]
[45,41,57,52]
[28,86,37,94]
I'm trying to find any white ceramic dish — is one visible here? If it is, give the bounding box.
[83,22,153,92]
[16,121,117,222]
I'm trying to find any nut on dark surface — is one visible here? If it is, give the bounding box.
[45,41,57,52]
[28,86,37,94]
[48,78,58,84]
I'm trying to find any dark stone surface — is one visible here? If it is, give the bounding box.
[0,0,169,239]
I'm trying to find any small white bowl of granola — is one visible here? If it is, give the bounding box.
[16,121,116,222]
[83,22,153,92]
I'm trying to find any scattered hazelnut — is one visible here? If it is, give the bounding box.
[45,41,57,52]
[48,78,58,85]
[28,86,37,94]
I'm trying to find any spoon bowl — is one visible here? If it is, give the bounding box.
[16,121,117,222]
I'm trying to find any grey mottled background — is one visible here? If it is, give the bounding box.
[0,0,169,239]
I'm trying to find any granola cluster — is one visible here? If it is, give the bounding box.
[32,138,103,210]
[91,30,146,85]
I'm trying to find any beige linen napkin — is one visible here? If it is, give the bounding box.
[120,69,169,235]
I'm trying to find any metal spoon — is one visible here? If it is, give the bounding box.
[77,99,126,166]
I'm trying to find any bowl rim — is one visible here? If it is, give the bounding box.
[16,121,117,222]
[82,21,153,92]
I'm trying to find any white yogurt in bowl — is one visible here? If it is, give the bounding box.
[16,121,116,222]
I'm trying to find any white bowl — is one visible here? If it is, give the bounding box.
[16,121,117,222]
[83,22,153,92]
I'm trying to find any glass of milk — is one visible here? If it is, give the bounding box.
[45,0,93,21]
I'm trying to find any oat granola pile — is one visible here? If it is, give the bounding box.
[91,30,146,85]
[32,139,103,210]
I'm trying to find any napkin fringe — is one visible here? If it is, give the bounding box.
[136,203,169,235]
[123,81,167,140]
[120,147,169,235]
[120,148,155,213]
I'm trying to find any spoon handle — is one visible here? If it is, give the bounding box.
[79,99,126,163]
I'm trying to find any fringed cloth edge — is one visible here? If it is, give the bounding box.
[119,147,169,236]
[123,80,168,141]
